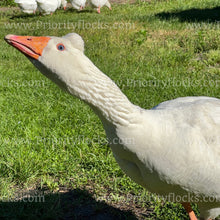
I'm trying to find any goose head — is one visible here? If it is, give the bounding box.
[4,33,134,126]
[4,33,93,94]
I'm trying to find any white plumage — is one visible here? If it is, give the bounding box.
[70,0,86,10]
[14,0,37,14]
[89,0,111,13]
[58,0,67,9]
[36,0,60,15]
[61,0,67,9]
[4,33,220,220]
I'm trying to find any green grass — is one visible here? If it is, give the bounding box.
[0,0,16,7]
[0,0,220,219]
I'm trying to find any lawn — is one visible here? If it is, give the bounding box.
[0,0,219,219]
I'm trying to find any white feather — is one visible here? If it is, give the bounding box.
[36,0,60,14]
[14,0,37,14]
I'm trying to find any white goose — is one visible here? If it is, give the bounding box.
[89,0,111,13]
[58,0,67,10]
[14,0,37,14]
[70,0,87,11]
[36,0,60,15]
[4,33,220,220]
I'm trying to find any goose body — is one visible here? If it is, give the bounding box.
[70,0,86,10]
[4,33,220,220]
[89,0,111,13]
[36,0,59,15]
[14,0,37,14]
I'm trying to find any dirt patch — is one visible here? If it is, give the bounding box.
[0,6,18,12]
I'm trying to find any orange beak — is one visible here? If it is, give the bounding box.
[4,35,51,60]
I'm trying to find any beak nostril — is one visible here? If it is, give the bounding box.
[27,38,32,41]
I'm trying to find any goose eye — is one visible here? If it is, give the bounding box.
[57,43,65,51]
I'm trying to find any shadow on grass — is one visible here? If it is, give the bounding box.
[9,12,37,20]
[156,6,220,22]
[65,7,94,14]
[0,188,138,220]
